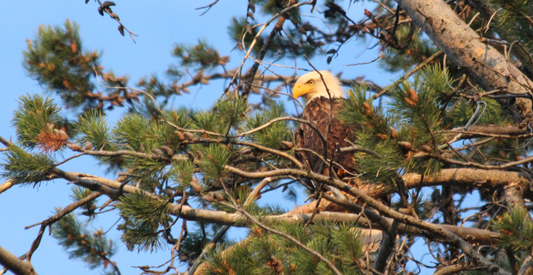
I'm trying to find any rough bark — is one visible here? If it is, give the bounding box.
[396,0,533,123]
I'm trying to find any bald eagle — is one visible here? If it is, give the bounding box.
[293,70,357,180]
[292,71,387,250]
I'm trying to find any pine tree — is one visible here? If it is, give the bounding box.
[2,0,533,274]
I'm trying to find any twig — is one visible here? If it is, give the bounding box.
[25,192,102,261]
[226,1,314,98]
[195,0,220,16]
[240,0,302,100]
[373,50,443,99]
[485,8,503,33]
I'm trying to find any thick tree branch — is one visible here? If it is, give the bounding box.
[505,183,528,211]
[373,219,398,272]
[0,246,37,275]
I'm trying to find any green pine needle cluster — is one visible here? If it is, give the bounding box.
[12,94,64,149]
[198,144,232,182]
[114,113,181,152]
[228,16,262,54]
[114,113,157,151]
[213,96,250,131]
[490,0,533,55]
[117,192,173,252]
[2,145,54,185]
[163,108,192,129]
[172,39,229,69]
[190,97,249,134]
[340,86,404,183]
[245,102,292,150]
[74,110,112,151]
[206,222,363,275]
[492,208,533,252]
[169,159,195,192]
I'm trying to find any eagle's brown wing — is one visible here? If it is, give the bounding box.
[294,97,357,177]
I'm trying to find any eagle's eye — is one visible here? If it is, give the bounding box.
[307,80,314,85]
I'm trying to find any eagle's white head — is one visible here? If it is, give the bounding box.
[292,70,344,105]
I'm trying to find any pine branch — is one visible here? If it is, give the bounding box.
[397,0,533,123]
[374,50,443,99]
[227,166,511,274]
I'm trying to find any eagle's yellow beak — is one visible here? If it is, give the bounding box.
[292,83,314,98]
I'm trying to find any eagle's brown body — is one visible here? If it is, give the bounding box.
[295,97,358,177]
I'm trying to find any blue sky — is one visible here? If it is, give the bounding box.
[0,1,403,274]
